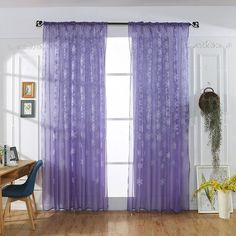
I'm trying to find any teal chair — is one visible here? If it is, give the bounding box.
[2,160,43,230]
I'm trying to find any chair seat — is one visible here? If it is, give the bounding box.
[2,184,30,198]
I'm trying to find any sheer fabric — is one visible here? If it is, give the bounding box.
[128,22,190,212]
[41,22,107,210]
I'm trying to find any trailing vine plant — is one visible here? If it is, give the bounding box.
[199,87,222,168]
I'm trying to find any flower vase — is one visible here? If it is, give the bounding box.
[217,190,231,219]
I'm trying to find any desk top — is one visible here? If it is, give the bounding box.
[0,160,35,177]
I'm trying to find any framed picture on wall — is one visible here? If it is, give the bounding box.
[196,165,233,213]
[20,100,35,118]
[22,82,35,98]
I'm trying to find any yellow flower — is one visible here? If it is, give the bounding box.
[193,174,236,203]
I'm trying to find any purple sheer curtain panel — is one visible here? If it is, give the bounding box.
[128,22,190,212]
[41,22,108,211]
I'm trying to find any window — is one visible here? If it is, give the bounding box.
[106,37,132,208]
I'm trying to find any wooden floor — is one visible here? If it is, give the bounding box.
[3,210,236,236]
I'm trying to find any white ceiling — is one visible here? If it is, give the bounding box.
[2,0,236,7]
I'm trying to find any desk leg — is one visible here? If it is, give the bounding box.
[0,187,4,235]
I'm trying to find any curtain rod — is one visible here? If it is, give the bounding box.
[35,20,199,28]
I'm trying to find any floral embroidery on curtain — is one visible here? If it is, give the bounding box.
[41,22,108,211]
[128,22,190,212]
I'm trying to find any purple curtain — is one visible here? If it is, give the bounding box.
[128,22,190,212]
[41,22,108,211]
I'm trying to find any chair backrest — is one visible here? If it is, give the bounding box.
[23,160,43,196]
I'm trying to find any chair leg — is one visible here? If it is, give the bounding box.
[8,203,11,216]
[9,182,14,215]
[4,198,11,219]
[32,192,37,214]
[25,197,35,230]
[29,197,36,220]
[28,196,36,221]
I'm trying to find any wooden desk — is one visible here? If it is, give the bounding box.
[0,160,35,235]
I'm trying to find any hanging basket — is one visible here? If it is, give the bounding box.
[199,87,220,114]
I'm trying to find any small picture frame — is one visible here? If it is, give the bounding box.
[10,147,19,161]
[196,165,233,213]
[22,82,35,98]
[21,100,35,118]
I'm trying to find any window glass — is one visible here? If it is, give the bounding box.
[106,37,132,200]
[106,38,130,74]
[106,75,130,118]
[108,164,129,197]
[107,120,130,163]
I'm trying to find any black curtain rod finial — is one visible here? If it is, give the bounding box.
[191,21,199,28]
[36,20,43,27]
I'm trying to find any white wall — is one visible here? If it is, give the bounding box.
[1,6,236,38]
[1,6,236,210]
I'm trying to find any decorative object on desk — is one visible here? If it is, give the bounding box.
[22,82,35,98]
[0,145,4,166]
[7,161,18,167]
[10,147,19,161]
[194,165,233,216]
[199,87,222,168]
[21,100,35,118]
[4,145,11,166]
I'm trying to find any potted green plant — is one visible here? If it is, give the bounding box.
[199,87,222,167]
[194,174,236,219]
